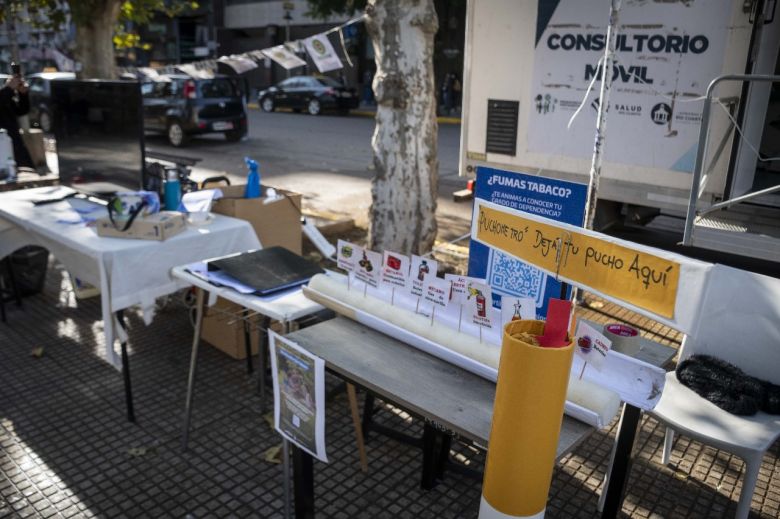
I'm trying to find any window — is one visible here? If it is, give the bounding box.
[199,79,236,98]
[28,78,45,93]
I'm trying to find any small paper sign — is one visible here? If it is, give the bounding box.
[575,321,612,370]
[337,240,362,273]
[500,296,536,325]
[381,251,410,289]
[465,281,494,329]
[354,249,382,288]
[409,255,438,298]
[423,277,452,310]
[444,274,486,304]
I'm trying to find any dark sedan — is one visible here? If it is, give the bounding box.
[258,76,358,116]
[27,71,76,132]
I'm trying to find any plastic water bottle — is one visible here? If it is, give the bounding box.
[244,157,260,198]
[164,169,181,211]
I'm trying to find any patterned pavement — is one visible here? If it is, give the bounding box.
[1,260,778,518]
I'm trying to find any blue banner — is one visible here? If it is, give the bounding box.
[467,166,587,319]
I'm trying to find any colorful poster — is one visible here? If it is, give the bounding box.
[270,332,328,462]
[409,255,437,298]
[468,167,586,319]
[381,251,410,290]
[303,34,343,73]
[354,249,382,288]
[528,0,732,172]
[337,240,362,273]
[262,45,307,70]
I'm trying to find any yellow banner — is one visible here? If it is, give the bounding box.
[474,203,680,318]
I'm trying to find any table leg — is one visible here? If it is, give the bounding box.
[243,309,254,375]
[257,316,272,409]
[181,287,205,451]
[421,423,440,490]
[361,393,375,439]
[435,433,452,480]
[283,439,292,519]
[346,383,369,472]
[600,403,642,518]
[292,444,315,519]
[116,310,135,423]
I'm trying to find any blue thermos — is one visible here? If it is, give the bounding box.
[244,157,260,198]
[164,169,181,211]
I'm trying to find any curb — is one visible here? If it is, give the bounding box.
[247,103,461,124]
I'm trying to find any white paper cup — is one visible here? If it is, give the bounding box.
[603,323,640,356]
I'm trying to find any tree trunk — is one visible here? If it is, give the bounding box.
[365,0,439,256]
[74,0,121,79]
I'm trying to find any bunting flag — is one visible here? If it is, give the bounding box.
[119,14,366,79]
[303,34,343,73]
[262,45,307,70]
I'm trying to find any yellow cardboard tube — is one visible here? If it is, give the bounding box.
[480,320,574,518]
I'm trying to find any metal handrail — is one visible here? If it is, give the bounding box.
[682,74,780,246]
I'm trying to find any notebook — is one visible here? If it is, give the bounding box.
[207,247,323,296]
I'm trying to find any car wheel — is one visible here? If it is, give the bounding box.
[167,121,188,147]
[261,97,274,112]
[307,98,321,116]
[225,129,243,142]
[39,110,52,133]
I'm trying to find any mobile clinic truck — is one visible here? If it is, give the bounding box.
[459,0,780,261]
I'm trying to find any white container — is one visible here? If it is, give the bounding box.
[0,129,14,179]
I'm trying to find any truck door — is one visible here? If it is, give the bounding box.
[728,0,780,206]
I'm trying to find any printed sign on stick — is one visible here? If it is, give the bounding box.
[354,249,382,288]
[500,295,536,326]
[574,321,612,371]
[337,240,362,273]
[465,281,495,330]
[409,255,437,298]
[424,277,452,310]
[445,274,487,304]
[381,251,410,290]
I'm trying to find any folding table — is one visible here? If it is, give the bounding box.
[0,186,260,422]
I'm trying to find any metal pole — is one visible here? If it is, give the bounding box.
[582,0,622,230]
[284,10,292,78]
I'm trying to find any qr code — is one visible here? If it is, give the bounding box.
[487,249,546,306]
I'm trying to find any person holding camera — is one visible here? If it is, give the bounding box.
[0,64,34,169]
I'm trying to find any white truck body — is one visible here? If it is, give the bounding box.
[459,0,779,216]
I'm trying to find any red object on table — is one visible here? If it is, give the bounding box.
[537,298,572,348]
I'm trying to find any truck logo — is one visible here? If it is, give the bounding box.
[534,93,557,114]
[651,103,672,125]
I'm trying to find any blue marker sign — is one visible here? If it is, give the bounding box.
[467,166,587,319]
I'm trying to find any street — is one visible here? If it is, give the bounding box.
[145,109,471,240]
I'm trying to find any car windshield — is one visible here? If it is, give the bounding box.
[315,77,342,88]
[200,79,237,98]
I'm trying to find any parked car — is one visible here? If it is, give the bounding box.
[257,76,358,116]
[27,72,76,132]
[141,74,247,147]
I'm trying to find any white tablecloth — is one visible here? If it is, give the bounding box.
[0,186,261,368]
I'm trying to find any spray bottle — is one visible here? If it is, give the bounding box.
[244,157,260,198]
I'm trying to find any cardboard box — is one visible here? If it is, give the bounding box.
[96,211,186,240]
[201,298,260,360]
[211,185,302,254]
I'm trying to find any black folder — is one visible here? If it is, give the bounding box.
[208,247,323,296]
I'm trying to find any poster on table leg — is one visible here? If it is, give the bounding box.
[269,332,328,463]
[468,166,586,319]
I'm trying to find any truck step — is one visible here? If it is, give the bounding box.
[690,209,780,262]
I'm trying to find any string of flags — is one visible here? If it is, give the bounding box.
[122,14,366,80]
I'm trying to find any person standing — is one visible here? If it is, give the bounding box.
[0,66,34,169]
